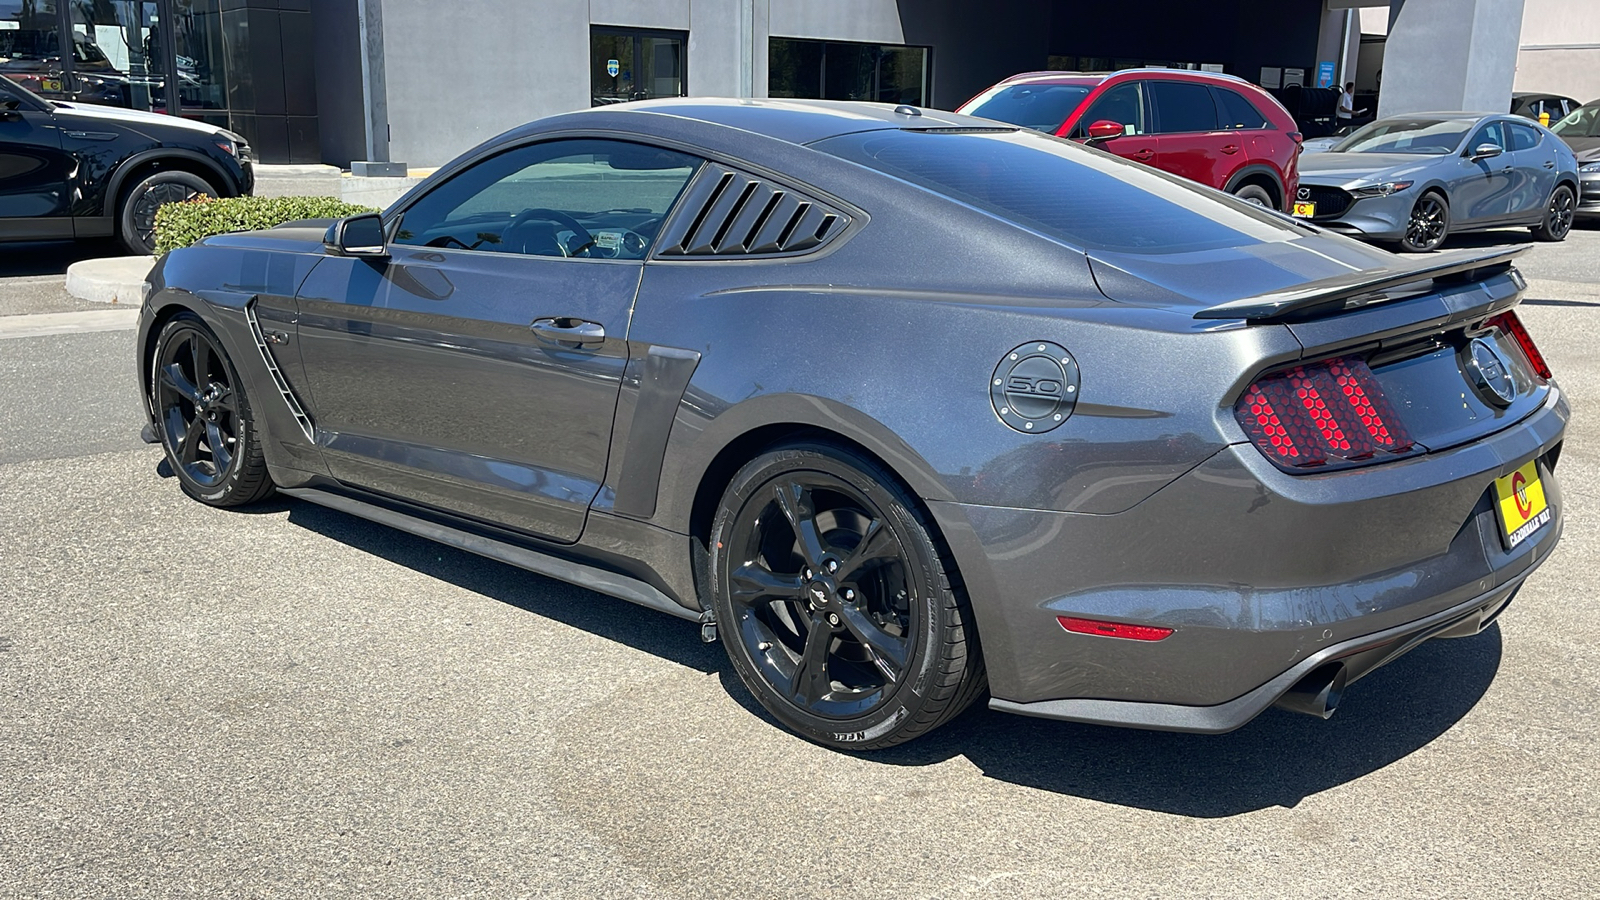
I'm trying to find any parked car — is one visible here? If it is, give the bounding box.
[1511,91,1580,125]
[1301,126,1353,154]
[1549,99,1600,219]
[1294,112,1579,251]
[138,98,1563,750]
[957,69,1301,210]
[0,74,252,254]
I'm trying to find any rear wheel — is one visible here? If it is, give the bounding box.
[1232,184,1275,208]
[1531,184,1575,242]
[151,313,274,507]
[120,170,217,255]
[1399,191,1450,252]
[710,442,985,750]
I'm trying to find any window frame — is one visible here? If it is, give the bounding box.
[386,135,704,264]
[1211,86,1272,131]
[1464,120,1508,156]
[1505,120,1543,152]
[590,24,689,107]
[1073,80,1148,138]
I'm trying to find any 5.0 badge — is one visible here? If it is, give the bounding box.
[991,341,1080,433]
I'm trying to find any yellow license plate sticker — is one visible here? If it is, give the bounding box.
[1291,201,1316,218]
[41,79,61,92]
[1494,459,1551,549]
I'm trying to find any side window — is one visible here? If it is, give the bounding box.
[1149,81,1220,134]
[1468,122,1507,153]
[1507,122,1541,151]
[1214,87,1269,130]
[1077,82,1146,136]
[392,138,701,259]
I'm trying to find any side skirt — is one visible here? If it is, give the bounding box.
[279,486,703,624]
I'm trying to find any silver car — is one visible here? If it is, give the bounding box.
[1294,113,1580,251]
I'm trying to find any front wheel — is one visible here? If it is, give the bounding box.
[1231,184,1275,208]
[1399,191,1450,252]
[1531,184,1576,242]
[151,313,274,507]
[709,442,986,750]
[120,170,217,255]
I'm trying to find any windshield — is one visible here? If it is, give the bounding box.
[1333,118,1472,154]
[815,128,1301,255]
[1552,105,1600,138]
[963,83,1092,132]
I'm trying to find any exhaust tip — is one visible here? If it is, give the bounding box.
[1274,663,1348,720]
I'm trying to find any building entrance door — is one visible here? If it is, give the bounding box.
[591,27,686,106]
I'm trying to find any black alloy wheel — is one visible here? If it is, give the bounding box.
[152,314,273,507]
[1400,192,1450,252]
[710,443,985,749]
[1532,184,1576,242]
[121,171,218,255]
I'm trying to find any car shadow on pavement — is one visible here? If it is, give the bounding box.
[283,500,725,674]
[0,240,128,277]
[281,497,1501,817]
[866,627,1503,817]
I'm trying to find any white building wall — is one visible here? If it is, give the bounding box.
[1515,0,1600,104]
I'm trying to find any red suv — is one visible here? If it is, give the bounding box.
[958,69,1302,211]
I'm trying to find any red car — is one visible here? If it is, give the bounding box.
[958,69,1301,211]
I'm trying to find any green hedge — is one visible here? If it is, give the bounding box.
[153,195,379,255]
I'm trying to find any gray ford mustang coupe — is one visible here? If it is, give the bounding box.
[136,99,1566,749]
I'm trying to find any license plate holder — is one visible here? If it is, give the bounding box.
[1493,459,1552,551]
[1291,201,1316,218]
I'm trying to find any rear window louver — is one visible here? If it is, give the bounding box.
[657,163,848,257]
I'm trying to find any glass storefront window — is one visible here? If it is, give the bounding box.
[591,26,686,106]
[0,1,67,99]
[69,0,164,111]
[171,0,224,111]
[768,38,929,107]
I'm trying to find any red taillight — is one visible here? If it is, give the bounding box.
[1486,311,1551,380]
[1236,356,1415,470]
[1057,616,1173,642]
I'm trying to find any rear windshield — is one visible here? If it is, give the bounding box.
[963,83,1092,132]
[813,128,1300,255]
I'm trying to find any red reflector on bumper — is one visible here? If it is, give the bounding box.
[1057,616,1174,641]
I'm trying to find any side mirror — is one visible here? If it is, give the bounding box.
[1086,119,1129,141]
[1470,143,1504,161]
[0,97,21,122]
[324,213,388,258]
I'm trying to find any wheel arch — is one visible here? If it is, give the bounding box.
[104,149,239,219]
[1222,164,1285,209]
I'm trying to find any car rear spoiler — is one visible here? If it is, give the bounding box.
[1192,245,1529,321]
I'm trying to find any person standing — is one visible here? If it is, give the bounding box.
[1336,82,1365,128]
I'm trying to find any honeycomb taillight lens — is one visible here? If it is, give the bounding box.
[1236,356,1417,470]
[1485,311,1551,380]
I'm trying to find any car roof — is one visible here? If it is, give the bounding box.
[583,97,1002,146]
[1375,111,1498,121]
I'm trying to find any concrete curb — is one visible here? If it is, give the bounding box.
[64,256,156,305]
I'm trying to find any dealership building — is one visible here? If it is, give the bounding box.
[4,0,1593,167]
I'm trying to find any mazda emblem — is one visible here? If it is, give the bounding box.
[1297,187,1310,200]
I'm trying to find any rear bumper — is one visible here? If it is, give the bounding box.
[933,386,1568,727]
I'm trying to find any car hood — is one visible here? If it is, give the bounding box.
[54,101,225,141]
[1088,228,1411,311]
[1296,151,1440,184]
[1565,137,1600,159]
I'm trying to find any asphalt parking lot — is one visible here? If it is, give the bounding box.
[3,228,1599,898]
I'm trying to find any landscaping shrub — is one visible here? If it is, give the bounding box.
[153,195,378,254]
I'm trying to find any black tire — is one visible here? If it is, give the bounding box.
[1399,191,1450,252]
[150,313,274,507]
[709,441,985,750]
[1232,184,1275,208]
[119,170,217,255]
[1531,183,1576,242]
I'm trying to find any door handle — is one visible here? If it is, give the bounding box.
[1132,148,1154,161]
[1221,144,1240,155]
[531,317,605,346]
[1544,161,1556,169]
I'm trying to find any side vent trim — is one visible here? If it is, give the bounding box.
[657,163,850,259]
[245,301,315,442]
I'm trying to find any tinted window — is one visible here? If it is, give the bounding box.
[1150,81,1219,134]
[1552,104,1600,138]
[1215,88,1269,130]
[1077,82,1146,136]
[394,139,700,259]
[1335,118,1473,154]
[815,128,1301,255]
[1507,122,1541,151]
[1468,122,1507,153]
[965,83,1092,132]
